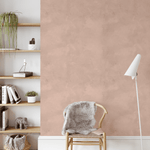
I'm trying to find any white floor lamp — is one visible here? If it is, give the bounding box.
[124,54,143,150]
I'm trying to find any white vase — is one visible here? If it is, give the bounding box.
[27,96,36,103]
[28,44,36,50]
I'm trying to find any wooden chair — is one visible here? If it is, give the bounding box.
[65,103,108,150]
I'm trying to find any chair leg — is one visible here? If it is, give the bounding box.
[70,138,73,150]
[99,138,101,150]
[66,132,69,150]
[103,132,106,150]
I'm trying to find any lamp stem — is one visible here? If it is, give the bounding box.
[135,76,143,150]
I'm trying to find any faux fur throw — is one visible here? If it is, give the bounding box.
[62,101,97,135]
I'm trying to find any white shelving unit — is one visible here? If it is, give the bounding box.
[0,23,41,149]
[0,1,40,149]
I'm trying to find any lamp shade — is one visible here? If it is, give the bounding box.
[124,54,141,79]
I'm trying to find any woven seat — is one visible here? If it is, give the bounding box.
[69,132,103,138]
[65,103,108,150]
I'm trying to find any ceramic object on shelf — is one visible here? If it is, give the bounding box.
[28,44,36,50]
[27,96,36,103]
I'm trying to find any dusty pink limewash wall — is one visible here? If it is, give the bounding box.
[41,0,150,136]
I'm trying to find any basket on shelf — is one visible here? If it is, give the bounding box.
[4,134,31,150]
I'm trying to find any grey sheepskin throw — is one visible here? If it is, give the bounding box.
[62,101,97,135]
[5,135,26,150]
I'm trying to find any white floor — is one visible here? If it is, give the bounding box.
[38,136,150,150]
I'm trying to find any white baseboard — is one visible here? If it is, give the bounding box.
[38,136,150,150]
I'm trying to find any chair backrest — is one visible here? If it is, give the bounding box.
[95,103,108,128]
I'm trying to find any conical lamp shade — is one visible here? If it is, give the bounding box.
[124,54,141,79]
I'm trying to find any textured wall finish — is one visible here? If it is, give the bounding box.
[41,0,150,136]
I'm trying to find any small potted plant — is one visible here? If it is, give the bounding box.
[25,91,38,103]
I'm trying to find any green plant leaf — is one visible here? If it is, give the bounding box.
[0,12,18,49]
[25,91,38,97]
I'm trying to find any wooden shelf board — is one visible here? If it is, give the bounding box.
[18,23,40,27]
[2,23,40,27]
[0,127,40,134]
[0,50,40,53]
[0,101,40,106]
[0,76,40,79]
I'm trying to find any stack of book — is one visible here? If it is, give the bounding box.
[0,85,21,104]
[0,107,9,131]
[13,72,33,77]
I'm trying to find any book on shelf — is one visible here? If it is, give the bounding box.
[7,85,15,104]
[0,106,5,131]
[13,72,33,77]
[2,85,8,104]
[9,86,21,104]
[0,85,2,104]
[0,85,21,104]
[2,108,9,131]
